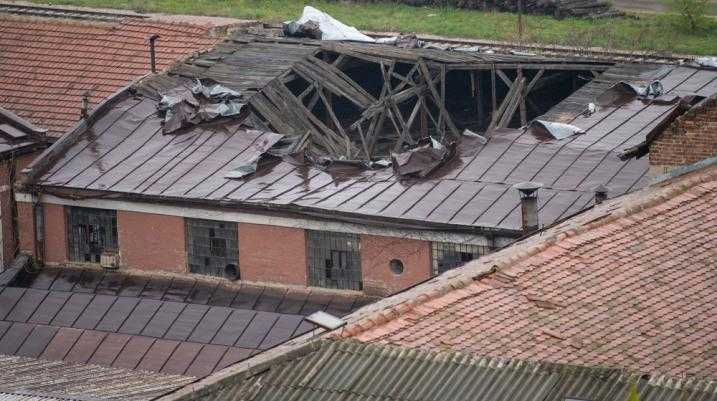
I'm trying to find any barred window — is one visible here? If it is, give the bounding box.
[186,219,238,278]
[67,207,118,263]
[431,242,492,275]
[307,230,362,290]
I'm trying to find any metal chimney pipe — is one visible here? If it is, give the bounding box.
[148,34,160,73]
[514,182,542,233]
[593,184,609,205]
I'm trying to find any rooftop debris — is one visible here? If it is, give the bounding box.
[596,81,664,106]
[158,79,244,133]
[527,119,585,141]
[283,6,375,42]
[696,56,717,69]
[392,137,455,177]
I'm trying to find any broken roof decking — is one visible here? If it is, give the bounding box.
[0,266,369,383]
[0,106,49,159]
[32,54,717,233]
[186,340,717,401]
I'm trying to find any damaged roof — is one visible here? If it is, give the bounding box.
[0,8,238,135]
[178,339,717,401]
[25,28,717,234]
[0,266,370,399]
[330,161,717,379]
[0,106,50,159]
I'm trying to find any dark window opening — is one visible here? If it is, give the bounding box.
[308,230,361,290]
[389,259,404,275]
[67,207,118,263]
[431,242,493,275]
[186,218,238,278]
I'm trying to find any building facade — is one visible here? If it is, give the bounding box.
[15,195,497,296]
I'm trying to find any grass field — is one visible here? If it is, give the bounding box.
[31,0,717,55]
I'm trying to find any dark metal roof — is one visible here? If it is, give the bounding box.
[195,339,717,401]
[0,106,49,159]
[0,266,369,389]
[25,31,717,234]
[31,63,717,233]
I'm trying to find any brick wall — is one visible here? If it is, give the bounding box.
[0,152,42,266]
[43,203,67,264]
[14,201,438,295]
[238,223,307,286]
[360,234,431,296]
[118,210,187,273]
[650,95,717,174]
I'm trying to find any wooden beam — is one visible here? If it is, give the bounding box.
[418,60,459,137]
[491,67,497,127]
[525,69,545,95]
[517,68,527,126]
[496,69,512,87]
[498,77,525,129]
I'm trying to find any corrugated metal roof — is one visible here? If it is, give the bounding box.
[0,106,49,159]
[197,340,717,401]
[0,354,194,401]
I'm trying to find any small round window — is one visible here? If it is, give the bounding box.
[389,259,404,275]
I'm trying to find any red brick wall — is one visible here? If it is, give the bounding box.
[360,234,431,296]
[117,210,187,273]
[0,152,42,266]
[238,223,307,286]
[43,203,67,265]
[650,96,717,173]
[16,201,34,257]
[0,160,14,265]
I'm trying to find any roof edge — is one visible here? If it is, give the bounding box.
[19,74,148,186]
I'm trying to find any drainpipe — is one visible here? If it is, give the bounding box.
[514,182,542,234]
[32,193,44,267]
[593,184,609,205]
[148,34,160,74]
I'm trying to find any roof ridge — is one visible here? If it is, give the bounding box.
[337,164,717,339]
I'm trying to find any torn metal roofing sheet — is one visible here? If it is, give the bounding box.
[0,12,235,136]
[191,339,717,401]
[0,354,194,401]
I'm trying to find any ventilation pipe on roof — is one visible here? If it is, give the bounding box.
[148,34,160,74]
[80,91,90,119]
[514,182,542,234]
[593,184,609,205]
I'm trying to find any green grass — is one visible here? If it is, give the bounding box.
[33,0,717,55]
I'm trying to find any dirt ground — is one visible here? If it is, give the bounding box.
[611,0,717,15]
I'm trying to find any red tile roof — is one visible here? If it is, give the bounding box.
[338,163,717,379]
[0,13,232,136]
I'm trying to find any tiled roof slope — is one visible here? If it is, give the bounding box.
[338,163,717,379]
[0,13,232,136]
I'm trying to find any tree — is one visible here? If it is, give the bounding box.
[670,0,709,31]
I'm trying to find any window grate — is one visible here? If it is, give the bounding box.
[67,207,118,263]
[186,219,238,278]
[307,230,362,290]
[431,242,492,275]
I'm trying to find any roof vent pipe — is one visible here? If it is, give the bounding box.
[593,184,609,205]
[148,34,160,73]
[514,182,542,234]
[80,90,90,119]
